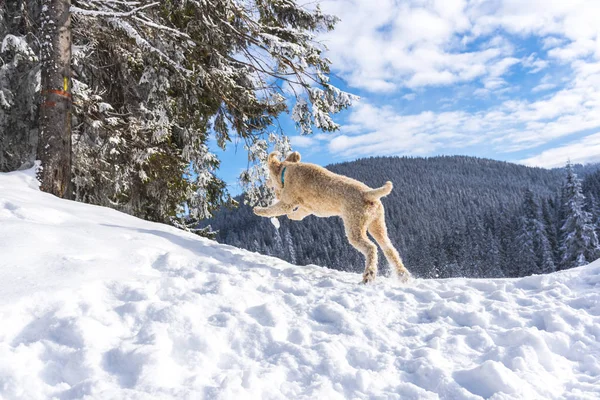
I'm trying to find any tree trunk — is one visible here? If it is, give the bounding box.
[37,0,72,198]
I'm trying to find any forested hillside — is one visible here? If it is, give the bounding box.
[204,156,600,278]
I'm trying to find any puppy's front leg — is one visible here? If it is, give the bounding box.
[287,206,312,221]
[253,202,295,217]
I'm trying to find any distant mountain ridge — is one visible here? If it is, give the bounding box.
[204,156,600,278]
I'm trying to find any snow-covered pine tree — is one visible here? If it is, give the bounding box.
[515,189,556,275]
[284,229,297,264]
[442,228,466,277]
[464,215,486,277]
[71,0,354,224]
[1,0,354,230]
[586,194,598,238]
[560,163,600,269]
[583,170,600,237]
[0,1,40,172]
[541,197,560,265]
[514,201,536,275]
[484,228,504,278]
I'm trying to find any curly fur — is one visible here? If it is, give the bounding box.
[253,151,410,283]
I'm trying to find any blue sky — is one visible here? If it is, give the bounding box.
[214,0,600,195]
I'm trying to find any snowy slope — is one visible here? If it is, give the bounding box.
[1,169,600,400]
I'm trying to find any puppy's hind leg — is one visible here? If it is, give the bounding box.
[344,217,378,283]
[368,210,411,282]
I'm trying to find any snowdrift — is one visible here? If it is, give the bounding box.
[1,168,599,400]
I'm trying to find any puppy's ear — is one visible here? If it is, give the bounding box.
[267,152,281,167]
[285,151,301,163]
[267,151,282,176]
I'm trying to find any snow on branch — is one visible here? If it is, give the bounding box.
[107,18,191,74]
[132,16,191,39]
[71,2,159,18]
[87,0,142,4]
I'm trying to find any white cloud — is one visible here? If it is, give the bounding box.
[489,57,520,77]
[531,83,557,93]
[319,0,600,92]
[523,53,548,73]
[311,1,600,161]
[548,39,598,62]
[542,37,565,50]
[531,73,557,93]
[290,135,318,148]
[319,0,515,91]
[326,61,600,158]
[519,132,600,168]
[328,103,480,157]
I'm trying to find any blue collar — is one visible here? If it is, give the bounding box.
[281,166,287,187]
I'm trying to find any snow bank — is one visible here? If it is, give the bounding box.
[1,168,599,399]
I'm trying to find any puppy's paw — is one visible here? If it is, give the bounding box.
[253,206,266,216]
[287,212,304,221]
[397,270,412,283]
[361,270,376,284]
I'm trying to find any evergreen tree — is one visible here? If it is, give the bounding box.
[484,228,504,278]
[460,215,486,277]
[582,170,600,238]
[0,1,40,172]
[515,190,555,275]
[430,238,447,278]
[442,228,466,277]
[541,198,560,266]
[1,0,354,229]
[284,229,297,264]
[587,194,600,237]
[560,163,600,269]
[582,169,600,200]
[273,227,284,257]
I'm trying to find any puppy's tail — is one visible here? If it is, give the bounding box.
[365,181,393,200]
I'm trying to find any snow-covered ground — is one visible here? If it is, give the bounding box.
[1,169,599,400]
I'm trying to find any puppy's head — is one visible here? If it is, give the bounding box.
[266,151,301,191]
[267,152,283,190]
